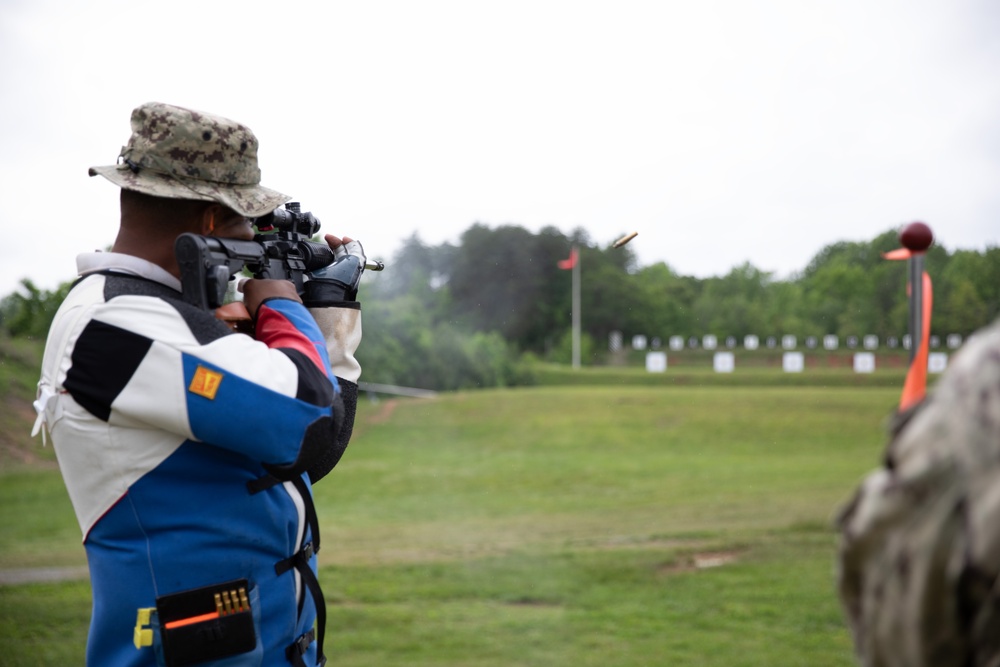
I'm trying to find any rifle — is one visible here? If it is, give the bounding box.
[175,202,382,311]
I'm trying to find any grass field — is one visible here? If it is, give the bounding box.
[0,364,897,665]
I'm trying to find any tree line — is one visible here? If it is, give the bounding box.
[355,224,997,380]
[2,224,997,390]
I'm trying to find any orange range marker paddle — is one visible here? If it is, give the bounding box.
[882,221,934,411]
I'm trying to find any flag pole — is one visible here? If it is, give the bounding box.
[572,247,580,369]
[908,252,924,364]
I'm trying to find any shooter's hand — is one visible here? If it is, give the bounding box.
[326,234,366,276]
[322,233,355,250]
[241,278,302,318]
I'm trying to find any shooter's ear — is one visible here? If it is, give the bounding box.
[199,204,222,236]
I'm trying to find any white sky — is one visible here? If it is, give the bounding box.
[1,0,998,297]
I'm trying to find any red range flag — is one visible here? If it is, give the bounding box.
[558,247,578,270]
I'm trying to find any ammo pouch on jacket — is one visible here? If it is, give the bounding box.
[152,579,258,666]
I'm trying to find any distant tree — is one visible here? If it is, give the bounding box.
[357,234,532,390]
[367,232,455,304]
[626,262,696,341]
[935,247,1000,334]
[979,247,1000,322]
[937,279,989,335]
[577,244,644,353]
[0,279,72,339]
[796,236,909,338]
[526,226,580,353]
[692,263,773,338]
[449,223,549,343]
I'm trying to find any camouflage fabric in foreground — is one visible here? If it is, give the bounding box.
[836,317,1000,667]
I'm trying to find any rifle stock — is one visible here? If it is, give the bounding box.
[175,234,267,310]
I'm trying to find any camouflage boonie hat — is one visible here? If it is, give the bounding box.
[89,102,291,218]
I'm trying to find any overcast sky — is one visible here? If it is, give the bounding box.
[1,0,998,298]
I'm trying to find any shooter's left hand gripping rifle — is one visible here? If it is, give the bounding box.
[175,202,382,311]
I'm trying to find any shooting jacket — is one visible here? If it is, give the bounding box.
[33,251,361,666]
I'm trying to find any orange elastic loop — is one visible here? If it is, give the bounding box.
[163,611,220,630]
[898,271,933,411]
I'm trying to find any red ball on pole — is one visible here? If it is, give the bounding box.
[900,222,934,252]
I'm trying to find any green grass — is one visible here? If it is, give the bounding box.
[0,381,894,665]
[0,580,92,661]
[317,387,891,558]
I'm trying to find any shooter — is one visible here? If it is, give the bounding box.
[32,101,362,667]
